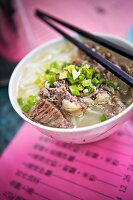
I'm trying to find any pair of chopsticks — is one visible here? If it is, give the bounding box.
[35,9,133,88]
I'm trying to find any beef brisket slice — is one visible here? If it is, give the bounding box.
[26,99,73,128]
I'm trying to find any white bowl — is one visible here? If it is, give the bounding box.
[9,34,133,144]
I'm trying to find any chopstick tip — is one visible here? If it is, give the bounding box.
[35,9,42,17]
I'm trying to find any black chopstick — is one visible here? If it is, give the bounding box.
[35,9,133,60]
[35,12,133,88]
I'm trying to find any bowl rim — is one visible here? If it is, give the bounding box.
[9,33,133,133]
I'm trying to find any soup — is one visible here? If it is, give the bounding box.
[17,41,133,128]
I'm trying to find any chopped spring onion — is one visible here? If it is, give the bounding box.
[43,63,50,72]
[39,83,44,89]
[86,68,95,79]
[59,71,68,79]
[50,61,60,73]
[22,104,31,113]
[67,73,78,84]
[99,78,106,84]
[106,80,116,89]
[81,67,95,79]
[78,74,85,81]
[48,72,57,83]
[33,60,116,97]
[17,98,25,106]
[34,78,41,85]
[69,85,80,96]
[67,65,75,73]
[39,82,45,89]
[81,66,88,76]
[72,69,80,80]
[61,62,70,69]
[88,86,95,93]
[83,88,89,93]
[50,61,59,69]
[27,95,37,106]
[100,114,107,122]
[91,77,99,85]
[18,95,38,113]
[78,85,84,91]
[95,73,101,80]
[81,79,91,87]
[45,69,50,74]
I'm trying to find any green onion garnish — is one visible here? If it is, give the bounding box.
[59,71,68,79]
[50,61,59,69]
[69,85,80,96]
[100,114,107,122]
[61,62,70,69]
[17,98,25,106]
[95,73,101,80]
[86,68,95,79]
[34,78,41,85]
[78,74,85,81]
[48,72,57,83]
[67,65,75,73]
[82,79,91,87]
[88,86,95,93]
[22,104,31,113]
[27,95,37,106]
[78,84,84,91]
[91,77,99,85]
[32,61,117,98]
[106,80,116,89]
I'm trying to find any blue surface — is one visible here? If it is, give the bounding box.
[0,87,23,154]
[127,25,133,43]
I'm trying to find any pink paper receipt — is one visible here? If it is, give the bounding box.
[0,119,133,200]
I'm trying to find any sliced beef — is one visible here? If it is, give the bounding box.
[109,95,126,114]
[26,99,74,128]
[82,88,126,118]
[72,54,86,66]
[40,81,86,116]
[86,88,111,100]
